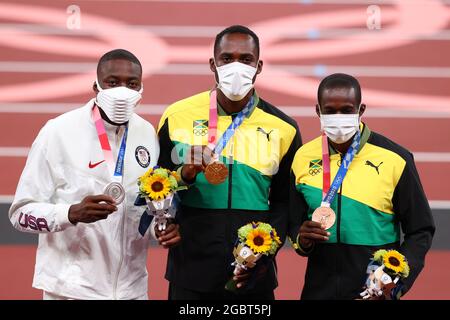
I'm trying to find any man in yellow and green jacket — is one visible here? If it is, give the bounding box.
[288,73,435,300]
[158,25,301,299]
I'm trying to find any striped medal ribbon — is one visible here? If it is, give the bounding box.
[92,105,128,204]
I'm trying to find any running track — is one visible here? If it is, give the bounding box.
[0,0,449,299]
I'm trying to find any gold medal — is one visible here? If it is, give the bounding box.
[312,206,336,230]
[204,161,228,185]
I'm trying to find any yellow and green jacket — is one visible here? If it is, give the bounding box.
[288,123,435,299]
[158,90,302,293]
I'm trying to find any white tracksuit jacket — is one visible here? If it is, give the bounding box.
[9,99,160,299]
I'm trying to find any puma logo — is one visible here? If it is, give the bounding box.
[257,127,274,141]
[365,160,383,174]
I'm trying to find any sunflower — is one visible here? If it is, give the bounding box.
[383,250,407,274]
[141,175,171,200]
[138,168,154,184]
[400,262,410,278]
[246,228,272,254]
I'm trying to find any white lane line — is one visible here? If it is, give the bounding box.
[0,103,167,115]
[273,65,450,78]
[280,107,450,119]
[1,194,449,209]
[0,147,29,157]
[2,23,450,40]
[161,64,450,78]
[82,0,450,5]
[2,62,450,79]
[1,147,450,163]
[2,103,450,118]
[414,153,450,162]
[429,201,450,210]
[0,195,14,203]
[0,62,96,73]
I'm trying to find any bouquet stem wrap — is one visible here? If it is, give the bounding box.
[145,193,175,231]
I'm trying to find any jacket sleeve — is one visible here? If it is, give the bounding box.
[287,170,314,256]
[157,115,194,188]
[157,117,180,171]
[393,152,435,294]
[8,123,73,233]
[268,124,302,246]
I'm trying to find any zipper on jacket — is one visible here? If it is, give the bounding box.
[112,127,126,300]
[337,153,343,244]
[335,153,344,299]
[227,134,235,209]
[228,163,233,208]
[337,192,342,244]
[113,207,125,299]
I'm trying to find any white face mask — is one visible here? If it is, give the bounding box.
[215,61,257,101]
[95,80,143,124]
[319,106,361,144]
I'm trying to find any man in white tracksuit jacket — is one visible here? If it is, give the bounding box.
[8,49,180,299]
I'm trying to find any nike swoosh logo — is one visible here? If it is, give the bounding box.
[88,160,105,169]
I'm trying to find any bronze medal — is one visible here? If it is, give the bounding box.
[204,161,228,185]
[312,206,336,230]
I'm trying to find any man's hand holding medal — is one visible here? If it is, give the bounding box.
[181,145,228,185]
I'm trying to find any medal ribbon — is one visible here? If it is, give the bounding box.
[321,130,361,207]
[321,133,331,200]
[92,106,128,182]
[207,89,254,156]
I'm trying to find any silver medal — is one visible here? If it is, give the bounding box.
[104,182,125,204]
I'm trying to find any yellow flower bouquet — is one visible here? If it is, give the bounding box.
[360,249,409,300]
[225,222,282,292]
[136,166,187,234]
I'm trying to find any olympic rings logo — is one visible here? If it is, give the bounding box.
[309,168,322,176]
[193,128,208,136]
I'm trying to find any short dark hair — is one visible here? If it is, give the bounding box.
[97,49,142,76]
[214,25,260,58]
[317,73,362,106]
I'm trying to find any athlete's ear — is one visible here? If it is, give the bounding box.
[93,81,99,94]
[316,104,321,117]
[209,58,216,73]
[359,104,366,117]
[256,60,263,75]
[210,58,220,85]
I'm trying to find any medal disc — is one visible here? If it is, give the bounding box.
[104,182,125,204]
[204,161,228,185]
[312,206,336,230]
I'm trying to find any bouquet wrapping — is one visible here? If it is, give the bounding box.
[135,166,186,234]
[360,249,409,300]
[225,222,281,292]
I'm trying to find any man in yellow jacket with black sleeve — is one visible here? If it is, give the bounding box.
[288,73,435,300]
[157,25,302,300]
